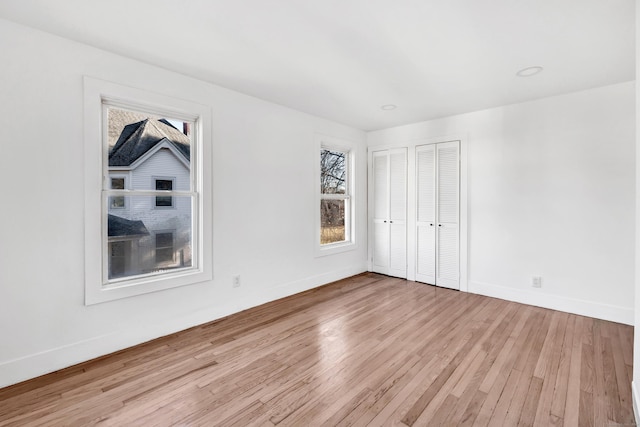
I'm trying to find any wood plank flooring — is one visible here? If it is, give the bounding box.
[0,273,635,426]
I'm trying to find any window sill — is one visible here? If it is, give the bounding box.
[316,240,357,257]
[88,266,209,305]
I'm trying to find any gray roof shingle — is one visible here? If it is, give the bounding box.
[108,214,150,238]
[109,118,190,167]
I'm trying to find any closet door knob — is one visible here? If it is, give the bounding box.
[438,224,442,227]
[430,223,434,226]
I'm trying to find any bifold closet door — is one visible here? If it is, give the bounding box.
[415,141,459,289]
[388,150,407,277]
[436,142,459,289]
[416,145,436,284]
[371,148,407,278]
[372,152,389,273]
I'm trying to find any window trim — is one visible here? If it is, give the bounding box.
[315,134,357,257]
[84,76,213,305]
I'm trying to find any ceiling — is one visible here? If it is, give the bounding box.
[0,0,634,131]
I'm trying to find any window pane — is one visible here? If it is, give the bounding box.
[110,178,125,208]
[321,149,347,194]
[155,232,174,263]
[156,232,173,247]
[111,178,125,189]
[104,105,196,284]
[106,195,193,282]
[109,241,127,278]
[110,196,125,209]
[156,247,173,263]
[155,196,172,207]
[155,179,173,207]
[320,199,346,244]
[155,179,173,191]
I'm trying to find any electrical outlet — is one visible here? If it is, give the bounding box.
[531,276,542,288]
[232,275,241,288]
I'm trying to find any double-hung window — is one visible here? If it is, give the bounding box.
[316,135,356,255]
[154,178,174,208]
[155,232,174,264]
[109,177,126,209]
[84,77,212,305]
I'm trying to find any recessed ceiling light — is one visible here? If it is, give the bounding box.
[516,66,544,77]
[381,104,397,110]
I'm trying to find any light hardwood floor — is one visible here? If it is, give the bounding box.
[0,273,635,426]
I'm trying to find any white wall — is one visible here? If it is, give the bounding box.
[368,81,635,325]
[0,19,367,388]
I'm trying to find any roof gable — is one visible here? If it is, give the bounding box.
[128,138,191,170]
[109,118,190,167]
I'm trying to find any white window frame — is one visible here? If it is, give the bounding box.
[315,134,356,257]
[84,76,213,305]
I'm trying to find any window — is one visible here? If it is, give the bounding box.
[321,149,348,244]
[316,134,356,256]
[110,177,125,209]
[109,241,127,278]
[102,104,194,283]
[84,77,213,305]
[155,232,174,263]
[155,179,174,207]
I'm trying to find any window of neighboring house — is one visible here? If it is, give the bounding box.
[155,232,174,264]
[84,76,213,305]
[316,135,356,256]
[109,241,127,278]
[110,177,126,209]
[155,178,174,207]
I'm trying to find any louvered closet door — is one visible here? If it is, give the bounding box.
[436,141,459,289]
[415,145,436,284]
[371,151,389,274]
[388,149,407,278]
[370,148,407,278]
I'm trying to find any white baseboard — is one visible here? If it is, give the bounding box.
[468,280,633,325]
[633,381,640,426]
[0,265,366,389]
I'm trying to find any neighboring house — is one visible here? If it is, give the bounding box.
[107,112,192,279]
